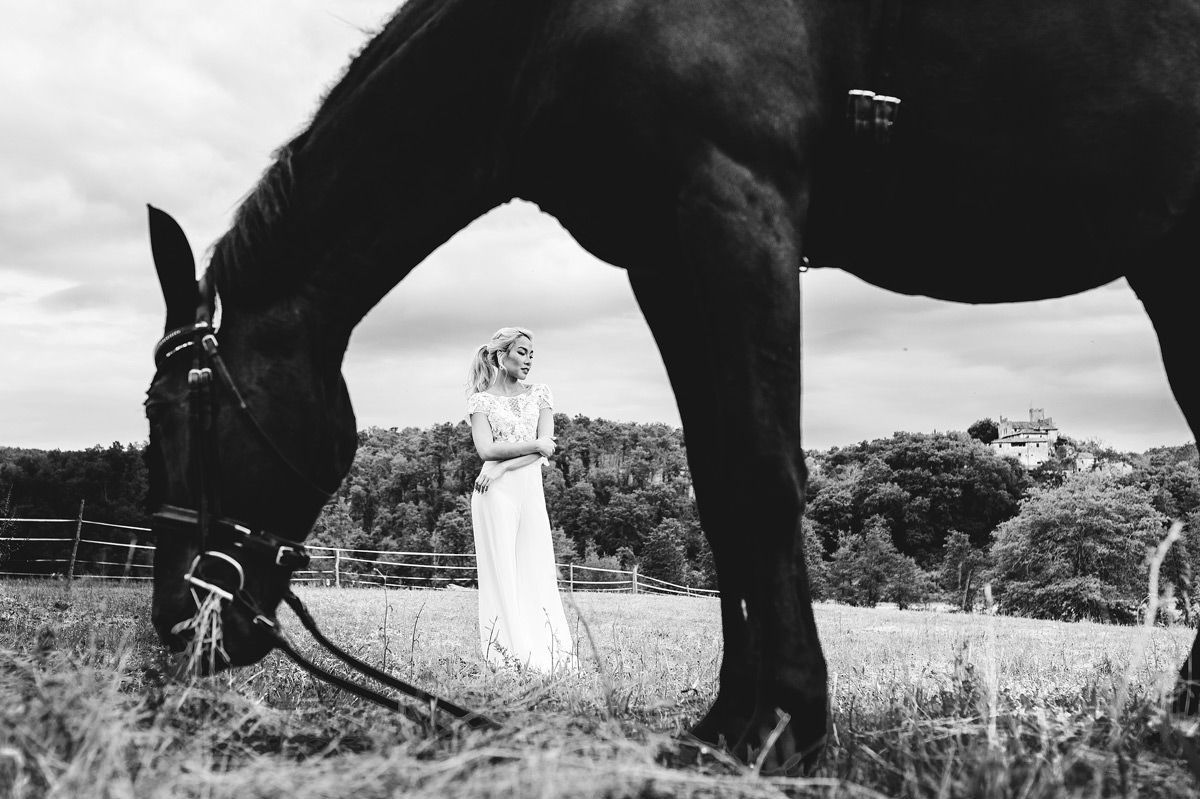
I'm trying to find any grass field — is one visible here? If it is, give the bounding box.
[2,581,1199,798]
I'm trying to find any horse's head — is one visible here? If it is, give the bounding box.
[144,206,357,669]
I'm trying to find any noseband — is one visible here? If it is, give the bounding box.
[150,299,497,731]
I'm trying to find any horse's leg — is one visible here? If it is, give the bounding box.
[626,145,826,773]
[1127,227,1200,713]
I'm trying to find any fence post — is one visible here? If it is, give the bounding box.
[66,499,85,584]
[122,533,138,579]
[568,563,574,592]
[334,548,342,588]
[631,564,639,595]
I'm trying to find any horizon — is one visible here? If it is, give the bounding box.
[4,414,1194,458]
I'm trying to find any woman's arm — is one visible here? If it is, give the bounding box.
[470,413,554,461]
[474,452,544,492]
[537,407,554,441]
[496,411,555,475]
[470,410,551,493]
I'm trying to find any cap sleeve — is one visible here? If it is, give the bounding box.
[466,392,490,416]
[535,383,554,410]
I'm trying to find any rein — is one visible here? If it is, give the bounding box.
[152,309,499,732]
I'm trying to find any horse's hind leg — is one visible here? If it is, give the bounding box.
[1127,220,1200,713]
[627,145,826,773]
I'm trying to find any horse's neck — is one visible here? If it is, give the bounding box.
[218,0,561,334]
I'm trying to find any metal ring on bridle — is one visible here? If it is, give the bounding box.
[183,551,246,602]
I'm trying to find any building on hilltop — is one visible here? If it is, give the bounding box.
[1075,451,1134,477]
[990,407,1059,468]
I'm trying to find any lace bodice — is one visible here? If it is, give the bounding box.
[466,383,553,443]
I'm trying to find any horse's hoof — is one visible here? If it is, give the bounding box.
[686,706,825,776]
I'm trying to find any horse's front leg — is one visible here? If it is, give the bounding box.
[627,144,827,774]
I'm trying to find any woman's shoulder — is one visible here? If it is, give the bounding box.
[466,391,493,414]
[530,383,553,407]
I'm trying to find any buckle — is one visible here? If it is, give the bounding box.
[187,367,213,387]
[846,89,902,146]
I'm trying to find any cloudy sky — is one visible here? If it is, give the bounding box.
[1,2,1194,455]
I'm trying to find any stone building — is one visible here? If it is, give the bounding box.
[990,407,1059,468]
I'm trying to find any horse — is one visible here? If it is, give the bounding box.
[145,0,1200,774]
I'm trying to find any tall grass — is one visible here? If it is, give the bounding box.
[1,580,1197,797]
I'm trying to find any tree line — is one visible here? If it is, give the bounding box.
[3,418,1199,623]
[802,428,1200,623]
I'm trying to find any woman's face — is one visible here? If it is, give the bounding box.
[500,336,534,380]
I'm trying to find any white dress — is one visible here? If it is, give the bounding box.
[467,383,575,673]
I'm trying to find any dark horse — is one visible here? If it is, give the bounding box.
[146,0,1200,773]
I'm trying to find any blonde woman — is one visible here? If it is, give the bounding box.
[466,327,575,673]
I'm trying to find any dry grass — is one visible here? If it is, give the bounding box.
[1,580,1198,798]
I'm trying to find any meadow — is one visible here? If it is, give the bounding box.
[2,581,1198,798]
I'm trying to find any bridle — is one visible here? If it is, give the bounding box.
[149,279,497,731]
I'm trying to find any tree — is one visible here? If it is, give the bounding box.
[828,516,902,607]
[1160,507,1200,623]
[803,473,855,554]
[1129,456,1200,520]
[310,496,360,548]
[554,481,603,554]
[550,527,576,567]
[431,503,474,585]
[803,521,830,601]
[889,554,933,610]
[596,492,654,554]
[990,474,1168,623]
[431,504,473,554]
[373,501,429,548]
[689,537,718,591]
[939,530,990,611]
[640,519,688,586]
[968,418,999,445]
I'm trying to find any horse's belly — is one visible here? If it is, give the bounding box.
[805,0,1200,303]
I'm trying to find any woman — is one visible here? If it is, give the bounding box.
[466,327,575,673]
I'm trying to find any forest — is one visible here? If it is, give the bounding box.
[3,415,1199,623]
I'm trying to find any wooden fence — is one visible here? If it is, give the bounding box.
[0,514,717,598]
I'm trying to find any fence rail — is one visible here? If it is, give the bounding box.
[0,515,717,597]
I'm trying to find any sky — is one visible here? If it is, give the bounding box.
[1,2,1194,456]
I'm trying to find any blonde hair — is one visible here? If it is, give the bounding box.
[467,327,533,395]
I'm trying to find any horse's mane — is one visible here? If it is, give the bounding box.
[210,0,449,303]
[209,145,298,302]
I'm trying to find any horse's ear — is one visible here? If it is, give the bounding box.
[147,204,199,332]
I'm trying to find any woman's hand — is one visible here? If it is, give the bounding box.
[474,461,508,494]
[533,436,557,458]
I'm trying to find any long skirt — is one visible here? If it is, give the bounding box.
[471,461,575,673]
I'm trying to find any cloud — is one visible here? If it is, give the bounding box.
[799,271,1189,451]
